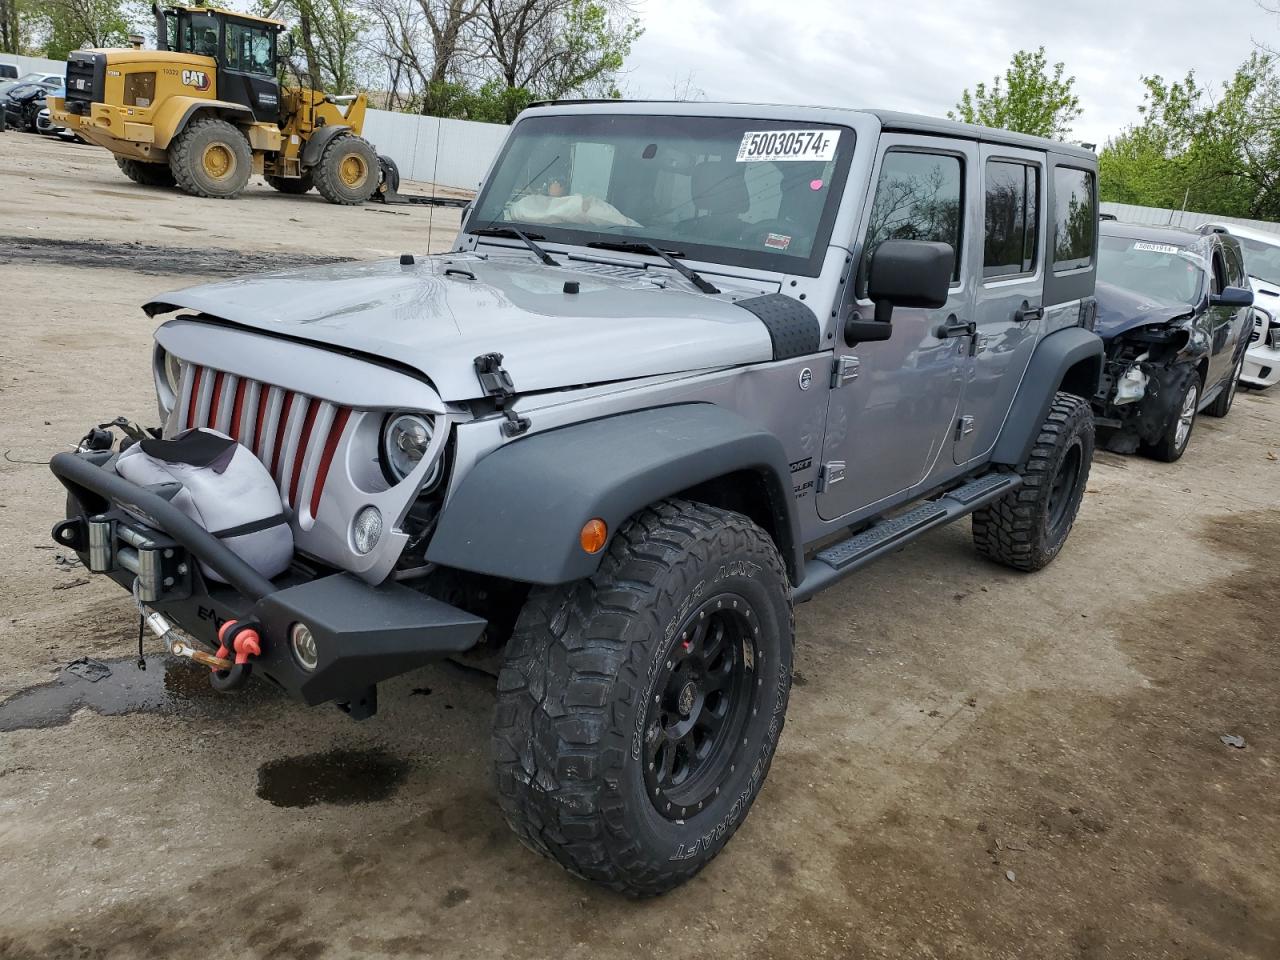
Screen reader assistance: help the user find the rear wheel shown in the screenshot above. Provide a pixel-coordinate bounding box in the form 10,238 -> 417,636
314,134 -> 378,205
492,499 -> 793,896
973,392 -> 1094,572
1204,353 -> 1243,418
169,117 -> 252,199
1144,370 -> 1199,462
116,156 -> 176,188
266,172 -> 314,195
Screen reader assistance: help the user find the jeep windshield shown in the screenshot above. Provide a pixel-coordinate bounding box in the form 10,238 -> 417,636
467,113 -> 855,276
1097,235 -> 1206,305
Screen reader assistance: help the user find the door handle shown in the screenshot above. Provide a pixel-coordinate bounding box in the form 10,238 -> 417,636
935,315 -> 975,339
1014,301 -> 1044,323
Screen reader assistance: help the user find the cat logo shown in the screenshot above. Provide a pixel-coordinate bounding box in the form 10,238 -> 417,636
181,69 -> 211,91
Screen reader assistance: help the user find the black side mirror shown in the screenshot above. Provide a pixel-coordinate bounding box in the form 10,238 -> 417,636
846,239 -> 954,344
1210,285 -> 1253,309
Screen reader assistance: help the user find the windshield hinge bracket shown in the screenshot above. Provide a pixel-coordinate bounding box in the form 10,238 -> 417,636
474,353 -> 531,437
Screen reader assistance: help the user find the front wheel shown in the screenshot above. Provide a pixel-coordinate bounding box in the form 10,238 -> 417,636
168,117 -> 252,199
973,392 -> 1095,572
314,134 -> 378,205
1144,369 -> 1200,462
492,499 -> 794,897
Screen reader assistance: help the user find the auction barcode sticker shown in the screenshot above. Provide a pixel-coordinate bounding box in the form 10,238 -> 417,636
737,129 -> 840,163
1133,241 -> 1181,255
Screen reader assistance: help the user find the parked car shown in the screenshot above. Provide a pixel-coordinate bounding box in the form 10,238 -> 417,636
1092,221 -> 1253,461
0,63 -> 17,80
48,102 -> 1104,896
1200,222 -> 1280,389
1,79 -> 62,131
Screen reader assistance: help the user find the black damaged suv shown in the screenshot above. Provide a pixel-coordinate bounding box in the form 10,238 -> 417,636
1092,221 -> 1254,461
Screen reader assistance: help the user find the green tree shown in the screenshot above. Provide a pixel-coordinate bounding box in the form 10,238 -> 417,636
950,46 -> 1082,140
265,0 -> 366,95
33,0 -> 133,59
1099,54 -> 1280,219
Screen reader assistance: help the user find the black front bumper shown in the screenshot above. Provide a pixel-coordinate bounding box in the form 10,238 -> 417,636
50,450 -> 487,710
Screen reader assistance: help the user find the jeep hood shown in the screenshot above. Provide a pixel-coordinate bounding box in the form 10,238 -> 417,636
145,255 -> 775,401
1094,281 -> 1197,340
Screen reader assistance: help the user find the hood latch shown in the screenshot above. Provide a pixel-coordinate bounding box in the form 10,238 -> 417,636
474,352 -> 531,438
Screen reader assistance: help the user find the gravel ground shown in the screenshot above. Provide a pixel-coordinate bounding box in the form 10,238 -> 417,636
1,131 -> 1278,960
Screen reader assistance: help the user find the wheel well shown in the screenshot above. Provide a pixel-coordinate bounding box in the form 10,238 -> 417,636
1059,353 -> 1102,399
1196,357 -> 1210,386
675,469 -> 795,580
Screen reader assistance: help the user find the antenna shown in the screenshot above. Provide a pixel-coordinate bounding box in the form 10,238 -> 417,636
427,117 -> 442,252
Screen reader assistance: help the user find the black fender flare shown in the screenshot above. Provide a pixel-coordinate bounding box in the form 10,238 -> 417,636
991,325 -> 1104,466
426,405 -> 803,585
301,124 -> 352,169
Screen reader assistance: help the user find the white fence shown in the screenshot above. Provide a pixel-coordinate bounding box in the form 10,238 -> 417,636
361,110 -> 508,191
0,53 -> 66,77
1101,201 -> 1280,237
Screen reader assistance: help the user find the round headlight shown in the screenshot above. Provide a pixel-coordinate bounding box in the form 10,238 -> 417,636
352,505 -> 383,555
290,622 -> 319,671
381,412 -> 440,485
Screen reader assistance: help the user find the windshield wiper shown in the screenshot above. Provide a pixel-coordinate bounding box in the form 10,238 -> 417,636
586,241 -> 720,295
471,226 -> 560,267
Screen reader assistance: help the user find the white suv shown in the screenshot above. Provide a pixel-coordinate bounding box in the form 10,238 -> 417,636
1203,222 -> 1280,388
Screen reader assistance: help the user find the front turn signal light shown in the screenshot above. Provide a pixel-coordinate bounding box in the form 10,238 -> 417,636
580,518 -> 608,554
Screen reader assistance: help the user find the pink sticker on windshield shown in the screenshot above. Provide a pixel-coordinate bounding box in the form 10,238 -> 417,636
810,179 -> 824,190
765,233 -> 792,251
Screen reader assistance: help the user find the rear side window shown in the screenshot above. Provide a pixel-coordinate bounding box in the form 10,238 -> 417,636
1052,167 -> 1096,271
984,160 -> 1040,278
862,150 -> 964,290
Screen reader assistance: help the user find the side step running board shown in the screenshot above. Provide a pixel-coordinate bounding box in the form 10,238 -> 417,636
793,472 -> 1020,601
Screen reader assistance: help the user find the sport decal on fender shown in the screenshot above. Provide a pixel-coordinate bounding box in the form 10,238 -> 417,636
181,69 -> 211,91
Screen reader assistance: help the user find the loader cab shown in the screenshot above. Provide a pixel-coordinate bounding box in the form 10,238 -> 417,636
155,5 -> 282,122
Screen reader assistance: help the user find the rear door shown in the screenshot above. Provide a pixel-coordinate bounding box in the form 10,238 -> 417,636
816,135 -> 978,521
955,145 -> 1047,463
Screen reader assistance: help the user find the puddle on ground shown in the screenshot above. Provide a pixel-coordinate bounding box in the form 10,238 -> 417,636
256,749 -> 408,808
0,655 -> 273,732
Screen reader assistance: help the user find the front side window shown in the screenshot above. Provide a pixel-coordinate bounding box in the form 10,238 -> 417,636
467,114 -> 855,276
225,22 -> 275,76
983,160 -> 1039,278
180,12 -> 220,59
861,149 -> 963,290
1096,235 -> 1205,306
1053,167 -> 1096,271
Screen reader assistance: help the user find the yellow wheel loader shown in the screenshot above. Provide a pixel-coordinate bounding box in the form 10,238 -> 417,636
48,5 -> 379,203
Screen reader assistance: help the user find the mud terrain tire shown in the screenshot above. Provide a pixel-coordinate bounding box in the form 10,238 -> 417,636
116,157 -> 176,188
168,117 -> 252,199
973,392 -> 1094,572
314,134 -> 378,205
493,499 -> 793,897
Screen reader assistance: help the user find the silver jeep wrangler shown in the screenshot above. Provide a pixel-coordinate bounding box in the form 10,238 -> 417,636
51,102 -> 1104,896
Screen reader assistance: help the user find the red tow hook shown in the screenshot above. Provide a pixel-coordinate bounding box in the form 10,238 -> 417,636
209,620 -> 262,693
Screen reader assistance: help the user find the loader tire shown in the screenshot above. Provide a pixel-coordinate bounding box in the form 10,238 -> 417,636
116,156 -> 176,188
314,134 -> 378,205
265,172 -> 314,195
169,117 -> 252,199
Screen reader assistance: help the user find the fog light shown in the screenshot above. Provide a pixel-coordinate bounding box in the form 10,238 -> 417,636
290,622 -> 319,671
352,505 -> 383,555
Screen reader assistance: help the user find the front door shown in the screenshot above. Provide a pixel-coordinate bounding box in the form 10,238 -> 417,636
817,135 -> 978,521
955,144 -> 1047,464
217,18 -> 281,122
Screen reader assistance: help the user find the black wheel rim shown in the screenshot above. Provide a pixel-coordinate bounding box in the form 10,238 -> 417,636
642,593 -> 759,820
1045,440 -> 1083,536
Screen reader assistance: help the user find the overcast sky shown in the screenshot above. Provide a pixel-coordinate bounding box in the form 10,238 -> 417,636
623,0 -> 1280,146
